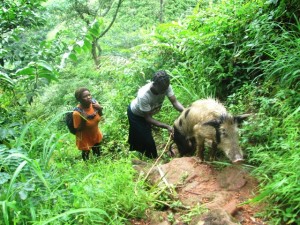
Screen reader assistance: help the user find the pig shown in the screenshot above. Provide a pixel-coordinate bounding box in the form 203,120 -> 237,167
173,98 -> 250,163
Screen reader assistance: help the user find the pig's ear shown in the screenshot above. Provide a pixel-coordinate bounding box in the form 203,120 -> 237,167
203,119 -> 221,129
234,113 -> 252,124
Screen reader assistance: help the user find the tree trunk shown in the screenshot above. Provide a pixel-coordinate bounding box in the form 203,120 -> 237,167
92,38 -> 101,67
159,0 -> 164,23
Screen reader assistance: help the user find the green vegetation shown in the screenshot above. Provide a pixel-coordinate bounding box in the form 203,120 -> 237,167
1,0 -> 299,224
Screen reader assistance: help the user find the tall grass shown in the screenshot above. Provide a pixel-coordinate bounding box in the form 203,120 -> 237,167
237,14 -> 300,224
227,82 -> 300,224
261,35 -> 300,90
0,152 -> 51,225
0,111 -> 155,224
246,103 -> 300,224
3,0 -> 299,224
140,0 -> 300,223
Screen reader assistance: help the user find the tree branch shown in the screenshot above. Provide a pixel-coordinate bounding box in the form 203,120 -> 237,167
99,0 -> 123,38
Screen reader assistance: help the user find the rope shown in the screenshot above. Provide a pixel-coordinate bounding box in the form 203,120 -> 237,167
143,134 -> 173,182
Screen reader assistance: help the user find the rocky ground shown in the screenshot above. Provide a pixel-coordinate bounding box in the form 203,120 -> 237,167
131,156 -> 266,225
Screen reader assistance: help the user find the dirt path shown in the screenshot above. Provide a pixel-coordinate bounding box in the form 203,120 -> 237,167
132,157 -> 266,225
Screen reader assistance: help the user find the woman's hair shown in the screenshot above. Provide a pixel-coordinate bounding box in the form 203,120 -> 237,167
152,70 -> 170,88
75,87 -> 89,101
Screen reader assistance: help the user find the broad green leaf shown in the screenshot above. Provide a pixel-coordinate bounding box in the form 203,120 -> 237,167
85,33 -> 93,42
69,52 -> 77,61
89,27 -> 100,37
91,19 -> 101,30
0,172 -> 11,185
38,71 -> 58,82
83,39 -> 92,51
97,17 -> 104,26
15,67 -> 35,76
36,60 -> 53,72
82,44 -> 90,53
74,45 -> 82,54
28,61 -> 37,67
0,72 -> 14,85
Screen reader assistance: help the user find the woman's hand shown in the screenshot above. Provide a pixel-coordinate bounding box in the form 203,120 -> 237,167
92,102 -> 103,111
92,103 -> 103,115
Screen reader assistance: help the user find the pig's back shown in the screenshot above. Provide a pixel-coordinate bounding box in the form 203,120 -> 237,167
175,98 -> 228,135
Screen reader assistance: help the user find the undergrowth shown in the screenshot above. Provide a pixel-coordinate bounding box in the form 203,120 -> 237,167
0,116 -> 154,224
1,0 -> 300,224
227,84 -> 300,224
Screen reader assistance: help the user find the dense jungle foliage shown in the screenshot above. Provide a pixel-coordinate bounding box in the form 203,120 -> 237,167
0,0 -> 299,224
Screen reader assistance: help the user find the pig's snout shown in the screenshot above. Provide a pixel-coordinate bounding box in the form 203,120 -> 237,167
232,155 -> 244,164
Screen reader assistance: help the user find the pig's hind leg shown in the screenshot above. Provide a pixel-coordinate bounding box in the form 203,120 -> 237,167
195,137 -> 205,162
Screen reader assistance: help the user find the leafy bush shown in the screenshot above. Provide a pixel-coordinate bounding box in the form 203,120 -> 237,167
227,83 -> 300,224
2,0 -> 300,224
0,117 -> 154,224
147,0 -> 268,99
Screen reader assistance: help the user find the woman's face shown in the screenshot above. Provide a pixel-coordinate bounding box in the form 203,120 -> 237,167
151,82 -> 169,95
80,90 -> 92,105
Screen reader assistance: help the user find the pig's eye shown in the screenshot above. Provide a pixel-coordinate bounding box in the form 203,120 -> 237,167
220,129 -> 228,137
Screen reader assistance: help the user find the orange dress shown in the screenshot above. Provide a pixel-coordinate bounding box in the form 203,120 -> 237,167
73,104 -> 103,150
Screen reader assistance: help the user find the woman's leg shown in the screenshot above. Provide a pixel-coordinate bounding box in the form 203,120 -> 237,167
127,106 -> 157,158
92,143 -> 101,157
143,130 -> 157,158
82,150 -> 90,161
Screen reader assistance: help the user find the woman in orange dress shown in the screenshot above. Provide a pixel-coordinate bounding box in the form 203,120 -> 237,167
73,87 -> 103,161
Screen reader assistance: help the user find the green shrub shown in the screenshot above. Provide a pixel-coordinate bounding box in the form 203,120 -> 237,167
227,84 -> 300,224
